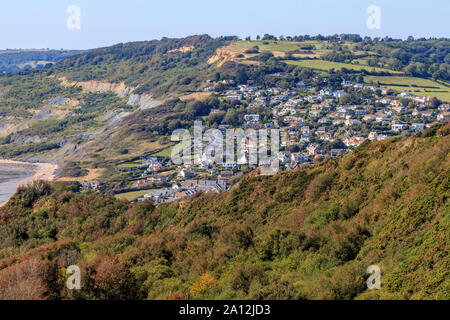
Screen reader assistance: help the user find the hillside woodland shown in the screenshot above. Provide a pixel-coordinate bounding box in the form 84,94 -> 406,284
0,124 -> 448,300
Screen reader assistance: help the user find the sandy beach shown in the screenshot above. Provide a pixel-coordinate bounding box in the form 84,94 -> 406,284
0,159 -> 58,207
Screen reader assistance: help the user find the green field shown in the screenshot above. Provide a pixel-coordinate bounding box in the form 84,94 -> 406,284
234,40 -> 332,56
152,139 -> 192,158
117,161 -> 142,169
115,189 -> 153,201
234,40 -> 381,58
284,59 -> 402,74
153,144 -> 176,158
364,75 -> 450,102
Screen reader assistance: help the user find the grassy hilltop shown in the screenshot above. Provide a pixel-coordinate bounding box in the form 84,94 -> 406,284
0,124 -> 448,300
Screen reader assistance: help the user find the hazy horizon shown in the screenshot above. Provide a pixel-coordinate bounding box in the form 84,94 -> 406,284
1,0 -> 449,50
2,32 -> 450,52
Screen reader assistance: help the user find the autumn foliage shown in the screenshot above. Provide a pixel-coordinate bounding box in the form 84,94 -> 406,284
0,125 -> 449,300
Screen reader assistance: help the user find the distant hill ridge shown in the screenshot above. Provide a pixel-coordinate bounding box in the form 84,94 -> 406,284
0,49 -> 83,74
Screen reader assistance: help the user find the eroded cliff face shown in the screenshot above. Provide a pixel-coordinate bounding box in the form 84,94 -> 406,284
58,77 -> 163,110
59,77 -> 130,96
207,44 -> 260,67
0,121 -> 29,137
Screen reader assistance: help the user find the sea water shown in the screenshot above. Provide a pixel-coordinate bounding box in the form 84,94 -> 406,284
0,165 -> 32,204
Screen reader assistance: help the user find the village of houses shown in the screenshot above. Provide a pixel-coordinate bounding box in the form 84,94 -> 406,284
84,77 -> 449,205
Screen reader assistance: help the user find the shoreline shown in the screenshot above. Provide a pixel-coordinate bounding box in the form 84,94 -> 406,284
0,159 -> 58,208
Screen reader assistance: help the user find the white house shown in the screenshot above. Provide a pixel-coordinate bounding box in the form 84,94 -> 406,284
244,114 -> 260,122
392,123 -> 408,131
342,80 -> 353,87
296,82 -> 307,89
410,123 -> 425,131
399,91 -> 412,98
320,89 -> 334,96
178,169 -> 196,179
334,91 -> 347,98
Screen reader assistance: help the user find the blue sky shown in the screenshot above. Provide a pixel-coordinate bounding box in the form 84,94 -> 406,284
0,0 -> 449,49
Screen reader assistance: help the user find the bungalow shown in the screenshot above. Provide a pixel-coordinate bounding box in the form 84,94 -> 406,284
381,88 -> 394,95
244,114 -> 260,122
226,93 -> 244,101
221,79 -> 235,85
295,82 -> 307,89
413,96 -> 431,103
343,137 -> 366,147
336,106 -> 350,114
268,87 -> 283,94
332,119 -> 346,126
150,175 -> 168,183
334,91 -> 347,98
375,115 -> 391,122
306,95 -> 324,102
300,126 -> 310,135
306,144 -> 322,156
180,179 -> 228,193
421,111 -> 435,118
144,188 -> 171,202
201,162 -> 212,169
178,169 -> 196,179
300,135 -> 311,142
289,120 -> 303,128
437,112 -> 450,122
342,80 -> 353,87
368,132 -> 379,141
288,128 -> 298,135
329,112 -> 339,118
239,85 -> 257,92
223,163 -> 238,170
345,119 -> 362,126
80,180 -> 101,190
291,153 -> 310,163
410,123 -> 426,131
277,152 -> 291,163
288,98 -> 304,106
379,98 -> 392,104
319,133 -> 333,141
399,91 -> 412,98
147,163 -> 163,172
331,149 -> 346,157
316,127 -> 327,135
219,171 -> 234,178
204,86 -> 216,92
209,109 -> 223,115
365,86 -> 378,92
438,104 -> 450,112
392,106 -> 406,113
309,110 -> 323,117
133,179 -> 149,188
322,98 -> 334,106
392,123 -> 408,132
320,89 -> 334,96
376,134 -> 389,141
